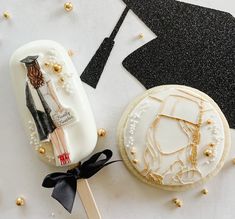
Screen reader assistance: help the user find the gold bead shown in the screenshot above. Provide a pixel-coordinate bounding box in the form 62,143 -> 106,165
97,128 -> 106,137
132,159 -> 138,164
57,77 -> 65,86
201,189 -> 208,195
3,11 -> 10,19
130,147 -> 136,155
53,64 -> 62,73
38,147 -> 46,155
138,33 -> 144,39
204,149 -> 213,157
173,198 -> 183,207
16,197 -> 25,206
206,119 -> 213,125
64,2 -> 73,12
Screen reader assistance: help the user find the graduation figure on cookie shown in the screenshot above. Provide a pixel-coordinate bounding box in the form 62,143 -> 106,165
21,56 -> 76,166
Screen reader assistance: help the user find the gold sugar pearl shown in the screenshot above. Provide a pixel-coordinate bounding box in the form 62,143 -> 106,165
206,119 -> 213,125
3,11 -> 10,19
64,2 -> 73,12
132,159 -> 138,164
38,147 -> 46,155
53,64 -> 63,73
59,77 -> 65,83
173,198 -> 183,207
209,143 -> 215,147
204,149 -> 213,157
16,197 -> 25,206
201,189 -> 208,195
97,128 -> 106,137
138,33 -> 144,39
130,147 -> 136,155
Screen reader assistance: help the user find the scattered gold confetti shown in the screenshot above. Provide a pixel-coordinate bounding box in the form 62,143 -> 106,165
64,2 -> 73,12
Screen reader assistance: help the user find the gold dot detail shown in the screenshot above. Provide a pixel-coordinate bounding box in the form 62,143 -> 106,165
44,62 -> 50,67
59,77 -> 65,83
130,147 -> 136,155
209,143 -> 215,147
53,64 -> 62,73
97,128 -> 106,137
206,119 -> 213,125
201,189 -> 208,195
16,197 -> 25,206
38,147 -> 46,155
138,33 -> 144,39
132,159 -> 138,164
173,198 -> 183,207
204,149 -> 213,157
3,11 -> 10,19
64,2 -> 73,12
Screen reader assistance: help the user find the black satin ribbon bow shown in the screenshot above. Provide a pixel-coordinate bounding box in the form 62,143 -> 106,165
42,149 -> 118,213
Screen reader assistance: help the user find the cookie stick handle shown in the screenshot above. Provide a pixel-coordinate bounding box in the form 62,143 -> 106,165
77,179 -> 102,219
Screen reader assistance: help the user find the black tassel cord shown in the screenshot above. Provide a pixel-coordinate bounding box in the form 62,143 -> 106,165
80,6 -> 129,88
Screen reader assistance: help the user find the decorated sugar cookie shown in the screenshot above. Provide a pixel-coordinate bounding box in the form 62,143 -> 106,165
10,40 -> 97,167
118,85 -> 231,191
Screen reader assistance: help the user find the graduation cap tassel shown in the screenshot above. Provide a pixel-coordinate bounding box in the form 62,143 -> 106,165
80,6 -> 129,88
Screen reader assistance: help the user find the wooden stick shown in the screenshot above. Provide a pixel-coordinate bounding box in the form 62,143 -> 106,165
77,179 -> 102,219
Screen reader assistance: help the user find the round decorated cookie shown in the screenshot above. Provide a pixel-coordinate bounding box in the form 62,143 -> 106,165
118,85 -> 231,191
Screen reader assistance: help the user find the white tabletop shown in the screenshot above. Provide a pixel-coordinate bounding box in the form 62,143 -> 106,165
0,0 -> 234,218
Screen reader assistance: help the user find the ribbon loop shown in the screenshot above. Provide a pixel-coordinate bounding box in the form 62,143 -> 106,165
42,149 -> 119,213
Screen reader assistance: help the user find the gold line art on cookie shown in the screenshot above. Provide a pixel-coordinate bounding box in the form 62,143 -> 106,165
142,93 -> 204,185
119,85 -> 230,190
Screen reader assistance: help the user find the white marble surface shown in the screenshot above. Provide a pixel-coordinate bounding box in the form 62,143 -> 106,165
0,0 -> 234,218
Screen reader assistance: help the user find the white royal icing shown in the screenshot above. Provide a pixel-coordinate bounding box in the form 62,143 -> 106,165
10,40 -> 97,167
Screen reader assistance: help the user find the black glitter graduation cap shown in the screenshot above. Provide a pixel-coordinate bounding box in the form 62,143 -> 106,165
20,55 -> 39,66
122,0 -> 235,128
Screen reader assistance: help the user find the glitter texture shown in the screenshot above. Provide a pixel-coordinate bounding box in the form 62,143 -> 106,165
122,0 -> 235,128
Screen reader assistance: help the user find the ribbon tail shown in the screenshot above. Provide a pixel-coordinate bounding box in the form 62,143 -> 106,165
51,178 -> 77,213
104,159 -> 122,166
